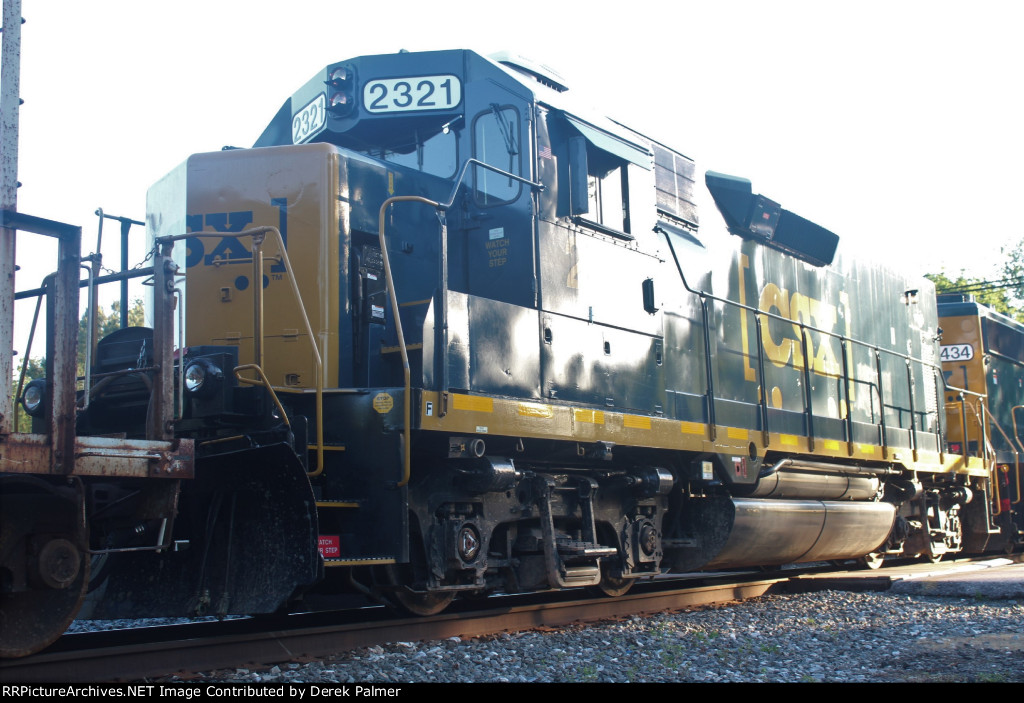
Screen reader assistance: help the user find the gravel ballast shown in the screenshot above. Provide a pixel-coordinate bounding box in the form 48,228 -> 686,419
162,590 -> 1022,684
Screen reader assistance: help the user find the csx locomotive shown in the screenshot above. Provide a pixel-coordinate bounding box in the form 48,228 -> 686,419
3,49 -> 1021,657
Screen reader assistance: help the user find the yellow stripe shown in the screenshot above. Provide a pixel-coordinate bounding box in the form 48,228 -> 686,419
727,427 -> 748,440
381,343 -> 423,354
452,394 -> 494,413
574,409 -> 605,424
416,392 -> 984,477
823,439 -> 840,451
680,421 -> 705,436
518,402 -> 554,419
623,415 -> 651,430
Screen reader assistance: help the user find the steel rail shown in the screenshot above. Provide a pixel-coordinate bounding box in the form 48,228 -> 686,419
5,556 -> 1014,683
0,577 -> 791,683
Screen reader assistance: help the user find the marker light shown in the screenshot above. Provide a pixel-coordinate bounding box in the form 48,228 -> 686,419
327,67 -> 351,88
325,65 -> 355,117
21,379 -> 45,417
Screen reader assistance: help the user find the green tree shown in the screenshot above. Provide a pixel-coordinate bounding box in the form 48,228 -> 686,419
926,271 -> 1022,322
77,298 -> 146,375
10,299 -> 146,431
927,238 -> 1024,324
1002,238 -> 1024,308
10,356 -> 47,432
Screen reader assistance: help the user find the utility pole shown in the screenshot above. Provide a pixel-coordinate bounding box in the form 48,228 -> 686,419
1,0 -> 23,435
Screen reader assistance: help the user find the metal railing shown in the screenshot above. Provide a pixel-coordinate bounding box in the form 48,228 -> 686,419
982,402 -> 1023,513
662,231 -> 954,464
376,158 -> 543,487
155,227 -> 326,476
1,209 -> 179,463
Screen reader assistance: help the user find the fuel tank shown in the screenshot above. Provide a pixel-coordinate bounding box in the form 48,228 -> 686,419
664,496 -> 895,571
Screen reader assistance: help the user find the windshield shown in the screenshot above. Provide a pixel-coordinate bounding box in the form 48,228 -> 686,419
351,126 -> 458,179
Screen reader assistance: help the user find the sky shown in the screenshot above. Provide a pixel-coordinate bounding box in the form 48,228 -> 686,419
7,0 -> 1024,349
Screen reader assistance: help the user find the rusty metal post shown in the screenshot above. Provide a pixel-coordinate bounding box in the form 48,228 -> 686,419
50,225 -> 81,473
148,241 -> 177,441
1,0 -> 24,436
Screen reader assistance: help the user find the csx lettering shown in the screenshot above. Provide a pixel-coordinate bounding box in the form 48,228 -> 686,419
185,200 -> 289,278
758,282 -> 841,375
185,211 -> 255,268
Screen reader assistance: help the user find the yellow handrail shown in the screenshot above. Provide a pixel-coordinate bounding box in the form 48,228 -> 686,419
157,227 -> 325,477
234,363 -> 290,428
377,196 -> 442,488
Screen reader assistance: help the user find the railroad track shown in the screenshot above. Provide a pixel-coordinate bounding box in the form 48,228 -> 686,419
0,566 -> 896,683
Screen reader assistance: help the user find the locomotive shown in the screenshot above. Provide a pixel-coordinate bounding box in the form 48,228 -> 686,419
2,48 -> 1020,657
937,294 -> 1024,551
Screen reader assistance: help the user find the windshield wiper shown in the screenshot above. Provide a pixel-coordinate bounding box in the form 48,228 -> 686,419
490,104 -> 518,156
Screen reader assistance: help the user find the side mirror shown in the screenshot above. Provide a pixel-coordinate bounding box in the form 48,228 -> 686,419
642,278 -> 658,314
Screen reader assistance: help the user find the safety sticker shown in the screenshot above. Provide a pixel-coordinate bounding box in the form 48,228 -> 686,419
318,535 -> 340,558
373,392 -> 394,414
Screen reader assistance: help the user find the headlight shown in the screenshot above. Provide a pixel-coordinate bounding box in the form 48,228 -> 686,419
21,379 -> 46,417
184,362 -> 206,393
184,358 -> 222,398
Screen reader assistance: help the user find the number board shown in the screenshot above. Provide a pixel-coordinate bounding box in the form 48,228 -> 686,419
940,343 -> 974,362
292,93 -> 327,144
363,75 -> 461,113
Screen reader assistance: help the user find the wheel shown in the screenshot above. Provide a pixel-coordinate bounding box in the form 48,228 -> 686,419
380,530 -> 454,617
926,547 -> 944,564
858,552 -> 884,570
588,572 -> 633,598
1,507 -> 90,657
383,565 -> 455,616
392,587 -> 455,616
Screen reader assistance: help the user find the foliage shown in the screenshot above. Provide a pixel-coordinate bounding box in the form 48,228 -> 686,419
77,299 -> 146,375
9,299 -> 145,431
1003,239 -> 1024,306
925,271 -> 1022,323
10,356 -> 47,432
926,237 -> 1024,324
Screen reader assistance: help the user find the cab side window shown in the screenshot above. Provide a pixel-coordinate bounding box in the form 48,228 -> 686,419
570,136 -> 630,236
473,106 -> 521,206
586,156 -> 628,233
